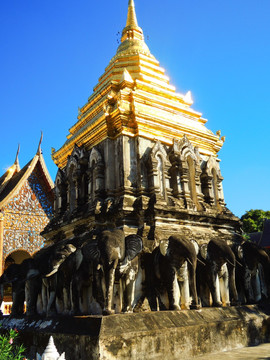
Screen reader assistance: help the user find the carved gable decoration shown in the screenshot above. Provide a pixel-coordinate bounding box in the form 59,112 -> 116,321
71,144 -> 85,162
200,155 -> 225,209
89,147 -> 103,166
55,169 -> 66,185
169,136 -> 204,210
202,156 -> 223,179
150,141 -> 168,163
172,136 -> 201,164
65,150 -> 79,176
2,172 -> 53,259
66,144 -> 89,174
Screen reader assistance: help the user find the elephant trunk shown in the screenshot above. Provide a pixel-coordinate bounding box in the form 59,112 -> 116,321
187,260 -> 199,309
228,264 -> 239,305
103,258 -> 118,315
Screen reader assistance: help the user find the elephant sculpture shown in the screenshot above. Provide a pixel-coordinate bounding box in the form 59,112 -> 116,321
52,243 -> 103,316
197,238 -> 238,307
70,243 -> 104,315
23,240 -> 77,316
233,240 -> 270,304
6,230 -> 270,318
151,235 -> 200,311
0,240 -> 77,317
87,229 -> 143,315
0,258 -> 35,316
35,240 -> 79,316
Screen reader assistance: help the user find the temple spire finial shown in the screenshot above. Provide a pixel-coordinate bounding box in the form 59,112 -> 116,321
126,0 -> 138,28
37,131 -> 43,155
119,0 -> 147,51
14,144 -> 20,170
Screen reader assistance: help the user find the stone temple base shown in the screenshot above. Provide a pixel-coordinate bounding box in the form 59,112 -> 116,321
1,306 -> 270,360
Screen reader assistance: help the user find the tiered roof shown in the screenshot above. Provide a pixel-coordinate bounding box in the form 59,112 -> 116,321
0,139 -> 54,209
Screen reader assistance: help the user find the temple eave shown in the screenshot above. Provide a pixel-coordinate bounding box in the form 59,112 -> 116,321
74,79 -> 202,140
53,114 -> 223,169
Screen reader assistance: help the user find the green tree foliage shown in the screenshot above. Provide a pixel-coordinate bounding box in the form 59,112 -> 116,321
0,328 -> 26,360
241,209 -> 270,233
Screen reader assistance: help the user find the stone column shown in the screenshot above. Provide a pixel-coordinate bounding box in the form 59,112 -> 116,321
217,177 -> 225,208
104,139 -> 116,195
180,165 -> 191,202
194,167 -> 204,210
164,161 -> 173,199
122,136 -> 137,193
115,137 -> 124,194
0,212 -> 4,275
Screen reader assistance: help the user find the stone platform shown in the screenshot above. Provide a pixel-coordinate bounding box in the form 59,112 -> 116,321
1,306 -> 270,360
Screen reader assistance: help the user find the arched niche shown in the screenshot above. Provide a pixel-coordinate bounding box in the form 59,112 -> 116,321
169,136 -> 204,210
4,250 -> 31,267
54,169 -> 67,214
66,156 -> 78,213
200,155 -> 225,210
88,147 -> 105,201
147,141 -> 171,201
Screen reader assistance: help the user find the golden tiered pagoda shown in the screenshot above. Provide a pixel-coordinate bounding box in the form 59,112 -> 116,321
45,0 -> 240,246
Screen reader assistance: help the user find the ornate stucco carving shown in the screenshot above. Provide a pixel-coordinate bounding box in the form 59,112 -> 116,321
169,136 -> 204,210
3,173 -> 53,259
201,156 -> 225,210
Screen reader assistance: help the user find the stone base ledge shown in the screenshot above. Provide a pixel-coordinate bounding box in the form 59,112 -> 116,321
1,305 -> 270,359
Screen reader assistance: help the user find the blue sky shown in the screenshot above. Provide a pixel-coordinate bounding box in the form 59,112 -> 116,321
0,0 -> 269,218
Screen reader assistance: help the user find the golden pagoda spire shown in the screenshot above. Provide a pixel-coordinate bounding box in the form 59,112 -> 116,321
52,0 -> 225,169
117,0 -> 150,56
126,0 -> 138,28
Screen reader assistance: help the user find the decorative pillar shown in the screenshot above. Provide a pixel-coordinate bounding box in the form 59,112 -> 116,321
180,165 -> 191,203
0,212 -> 4,275
164,166 -> 173,199
217,176 -> 225,208
95,162 -> 105,196
194,165 -> 204,209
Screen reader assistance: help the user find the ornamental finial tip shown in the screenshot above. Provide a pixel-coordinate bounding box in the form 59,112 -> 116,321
126,0 -> 138,28
37,131 -> 43,155
15,143 -> 20,166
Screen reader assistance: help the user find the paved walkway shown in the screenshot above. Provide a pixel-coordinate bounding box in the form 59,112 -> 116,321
194,343 -> 270,359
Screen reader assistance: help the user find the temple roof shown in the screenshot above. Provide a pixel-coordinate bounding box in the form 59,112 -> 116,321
52,0 -> 225,169
0,144 -> 54,209
0,145 -> 21,195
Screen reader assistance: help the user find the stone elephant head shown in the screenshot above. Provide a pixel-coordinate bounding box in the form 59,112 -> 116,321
233,240 -> 270,304
24,240 -> 77,316
53,240 -> 103,316
0,258 -> 35,316
87,229 -> 143,315
198,238 -> 238,307
152,235 -> 200,311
